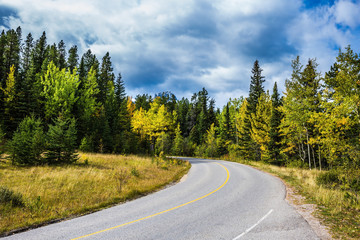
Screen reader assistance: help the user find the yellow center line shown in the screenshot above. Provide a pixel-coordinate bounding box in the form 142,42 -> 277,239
71,162 -> 230,240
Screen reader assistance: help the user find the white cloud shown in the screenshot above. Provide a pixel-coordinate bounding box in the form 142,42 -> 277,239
335,0 -> 360,28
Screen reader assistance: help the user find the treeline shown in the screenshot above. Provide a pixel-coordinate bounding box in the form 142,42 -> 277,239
0,26 -> 359,171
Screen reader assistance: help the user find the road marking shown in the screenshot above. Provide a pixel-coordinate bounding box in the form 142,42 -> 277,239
71,162 -> 230,240
232,209 -> 274,240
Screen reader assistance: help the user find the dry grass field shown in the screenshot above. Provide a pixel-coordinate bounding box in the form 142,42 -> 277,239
0,153 -> 190,234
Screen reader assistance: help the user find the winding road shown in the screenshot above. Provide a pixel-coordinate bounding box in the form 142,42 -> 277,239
4,158 -> 319,239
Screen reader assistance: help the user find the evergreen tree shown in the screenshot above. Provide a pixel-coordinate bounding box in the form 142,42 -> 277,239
268,82 -> 283,164
114,73 -> 126,104
45,116 -> 78,164
0,31 -> 6,83
9,116 -> 45,165
67,45 -> 78,72
242,60 -> 266,161
21,33 -> 34,76
4,29 -> 21,78
57,40 -> 66,69
247,60 -> 265,115
32,31 -> 47,74
98,52 -> 115,104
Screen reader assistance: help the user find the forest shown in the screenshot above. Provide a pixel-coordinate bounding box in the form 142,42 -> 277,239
0,26 -> 359,178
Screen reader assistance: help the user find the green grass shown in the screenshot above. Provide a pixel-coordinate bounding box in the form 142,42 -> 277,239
0,153 -> 190,235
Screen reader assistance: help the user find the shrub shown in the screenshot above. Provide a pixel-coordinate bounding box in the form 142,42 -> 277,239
0,186 -> 24,207
9,116 -> 45,165
131,167 -> 140,177
316,170 -> 340,188
79,135 -> 94,152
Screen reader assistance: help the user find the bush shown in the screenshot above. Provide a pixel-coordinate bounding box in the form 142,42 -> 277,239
45,116 -> 78,164
9,116 -> 45,165
79,135 -> 94,152
316,170 -> 340,188
0,186 -> 24,207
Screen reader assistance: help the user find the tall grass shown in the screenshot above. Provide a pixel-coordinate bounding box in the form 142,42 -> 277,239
0,153 -> 190,235
228,159 -> 360,239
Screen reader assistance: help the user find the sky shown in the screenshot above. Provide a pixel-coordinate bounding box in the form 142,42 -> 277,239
0,0 -> 360,108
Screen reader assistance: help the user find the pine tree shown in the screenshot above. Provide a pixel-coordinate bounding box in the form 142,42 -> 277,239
9,116 -> 45,165
268,82 -> 283,164
67,45 -> 78,72
45,116 -> 78,164
98,52 -> 115,104
243,60 -> 265,161
248,60 -> 265,115
21,33 -> 34,76
32,31 -> 47,74
114,73 -> 126,104
4,29 -> 21,78
57,40 -> 66,69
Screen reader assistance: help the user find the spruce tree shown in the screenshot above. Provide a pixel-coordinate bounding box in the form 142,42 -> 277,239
32,31 -> 47,74
248,60 -> 265,114
57,40 -> 66,69
9,116 -> 45,165
242,60 -> 266,161
45,116 -> 78,164
268,82 -> 282,164
98,52 -> 115,104
67,45 -> 78,72
4,29 -> 21,78
21,33 -> 34,76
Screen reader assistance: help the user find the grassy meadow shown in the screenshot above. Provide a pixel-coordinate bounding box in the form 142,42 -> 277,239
0,153 -> 190,235
229,159 -> 360,239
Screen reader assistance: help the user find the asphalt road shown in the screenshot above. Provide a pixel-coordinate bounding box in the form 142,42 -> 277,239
4,158 -> 319,240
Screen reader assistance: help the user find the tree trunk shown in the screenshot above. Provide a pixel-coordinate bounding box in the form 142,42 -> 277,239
305,126 -> 311,169
318,144 -> 321,171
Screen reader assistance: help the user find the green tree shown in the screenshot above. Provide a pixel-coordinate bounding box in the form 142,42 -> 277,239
41,62 -> 80,122
205,123 -> 218,157
248,60 -> 265,115
314,46 -> 360,169
250,92 -> 271,161
67,45 -> 79,72
280,57 -> 321,169
45,116 -> 78,164
172,124 -> 184,156
57,40 -> 66,69
268,82 -> 283,164
9,116 -> 45,165
98,52 -> 115,104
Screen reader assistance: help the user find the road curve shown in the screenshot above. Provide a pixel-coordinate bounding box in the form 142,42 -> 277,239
3,158 -> 319,240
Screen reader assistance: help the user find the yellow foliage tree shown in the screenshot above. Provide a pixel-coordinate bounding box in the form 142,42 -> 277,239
131,97 -> 175,148
250,92 -> 271,161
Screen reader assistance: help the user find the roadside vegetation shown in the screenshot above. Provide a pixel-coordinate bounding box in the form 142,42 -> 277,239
0,153 -> 190,235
